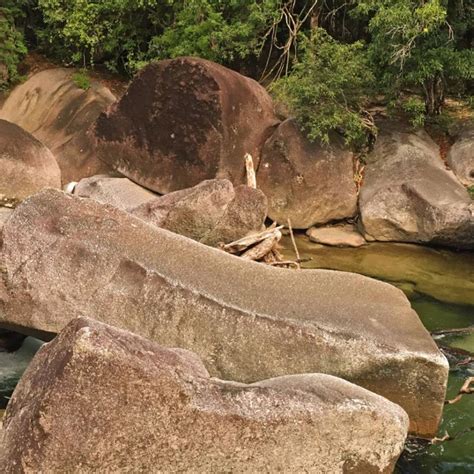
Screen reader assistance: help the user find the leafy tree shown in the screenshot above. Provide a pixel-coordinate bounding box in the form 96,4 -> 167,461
272,28 -> 375,147
356,0 -> 474,116
0,1 -> 28,88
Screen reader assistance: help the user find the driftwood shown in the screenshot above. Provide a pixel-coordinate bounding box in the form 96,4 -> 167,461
241,231 -> 281,261
245,153 -> 257,189
445,377 -> 474,405
222,225 -> 284,254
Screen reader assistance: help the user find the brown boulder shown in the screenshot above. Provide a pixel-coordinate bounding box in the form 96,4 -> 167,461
257,119 -> 358,229
359,122 -> 474,248
73,175 -> 157,212
0,69 -> 116,183
0,317 -> 408,472
132,179 -> 267,246
0,119 -> 61,201
0,189 -> 448,437
92,57 -> 279,194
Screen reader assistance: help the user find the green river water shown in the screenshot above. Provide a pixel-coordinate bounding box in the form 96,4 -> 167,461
282,236 -> 474,473
1,238 -> 473,471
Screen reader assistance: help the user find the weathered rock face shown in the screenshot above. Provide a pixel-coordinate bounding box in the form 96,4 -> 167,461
0,189 -> 448,437
0,119 -> 61,201
0,68 -> 116,183
257,119 -> 358,229
446,124 -> 474,186
92,57 -> 279,194
132,179 -> 267,246
73,175 -> 157,212
307,224 -> 366,247
359,122 -> 474,248
0,317 -> 409,473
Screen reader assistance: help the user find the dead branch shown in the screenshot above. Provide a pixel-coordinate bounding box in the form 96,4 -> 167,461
241,231 -> 282,261
245,153 -> 257,189
287,218 -> 301,268
223,226 -> 284,254
445,377 -> 474,405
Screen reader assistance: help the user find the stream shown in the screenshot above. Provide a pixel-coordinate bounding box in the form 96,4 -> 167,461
1,237 -> 473,471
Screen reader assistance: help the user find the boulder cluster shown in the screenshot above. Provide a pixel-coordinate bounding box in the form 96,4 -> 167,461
0,56 -> 468,472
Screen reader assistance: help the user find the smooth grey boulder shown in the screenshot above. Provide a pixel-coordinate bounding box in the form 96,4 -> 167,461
132,179 -> 267,246
446,123 -> 474,186
73,175 -> 157,212
0,189 -> 448,437
0,317 -> 409,473
360,122 -> 474,248
257,119 -> 358,229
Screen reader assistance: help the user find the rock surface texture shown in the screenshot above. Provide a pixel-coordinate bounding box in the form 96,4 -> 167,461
0,119 -> 61,201
132,179 -> 267,246
0,189 -> 448,437
306,224 -> 366,247
257,119 -> 358,228
359,122 -> 474,248
92,57 -> 279,194
0,317 -> 409,473
0,68 -> 116,183
73,175 -> 157,212
446,123 -> 474,186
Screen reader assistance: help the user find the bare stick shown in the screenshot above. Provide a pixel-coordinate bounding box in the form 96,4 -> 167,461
223,226 -> 284,254
287,218 -> 301,268
241,232 -> 282,261
445,377 -> 474,405
245,153 -> 257,189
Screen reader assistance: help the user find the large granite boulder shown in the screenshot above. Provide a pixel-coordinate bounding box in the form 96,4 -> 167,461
0,68 -> 116,183
257,119 -> 358,229
0,317 -> 408,473
0,189 -> 448,437
0,119 -> 61,201
132,179 -> 267,246
73,175 -> 157,212
446,123 -> 474,186
359,122 -> 474,248
92,57 -> 279,194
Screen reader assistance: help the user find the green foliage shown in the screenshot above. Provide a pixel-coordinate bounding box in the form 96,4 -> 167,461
356,0 -> 474,115
272,29 -> 375,148
149,1 -> 279,64
0,1 -> 28,88
401,97 -> 427,127
468,186 -> 474,199
72,69 -> 90,90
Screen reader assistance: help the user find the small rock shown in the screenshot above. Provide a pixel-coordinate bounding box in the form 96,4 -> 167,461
74,175 -> 157,212
0,317 -> 409,472
306,224 -> 366,247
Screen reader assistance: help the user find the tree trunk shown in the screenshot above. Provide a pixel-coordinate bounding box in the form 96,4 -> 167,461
424,75 -> 445,115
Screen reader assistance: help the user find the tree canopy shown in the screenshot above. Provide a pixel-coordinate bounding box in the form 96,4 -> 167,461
1,0 -> 473,147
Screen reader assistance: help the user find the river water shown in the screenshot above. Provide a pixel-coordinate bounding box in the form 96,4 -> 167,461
1,238 -> 472,471
281,236 -> 474,473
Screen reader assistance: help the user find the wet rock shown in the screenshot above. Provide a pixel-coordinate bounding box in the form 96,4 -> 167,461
446,123 -> 474,186
0,68 -> 116,183
0,119 -> 61,201
359,121 -> 474,249
132,179 -> 267,246
0,189 -> 448,437
92,57 -> 279,194
306,224 -> 366,247
0,317 -> 408,472
73,175 -> 157,212
257,119 -> 358,229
